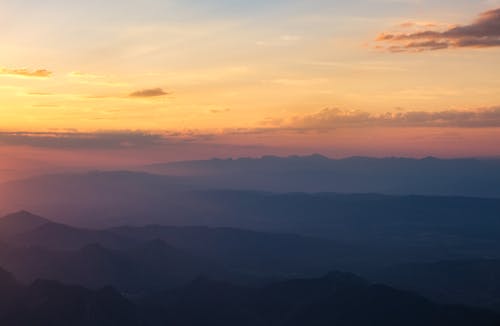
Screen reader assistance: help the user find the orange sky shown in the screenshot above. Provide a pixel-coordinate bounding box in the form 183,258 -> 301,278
0,1 -> 500,178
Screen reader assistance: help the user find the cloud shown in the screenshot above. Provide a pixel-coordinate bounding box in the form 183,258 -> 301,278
210,108 -> 231,114
0,131 -> 167,149
0,130 -> 223,150
0,68 -> 52,78
129,88 -> 168,98
287,107 -> 500,129
2,107 -> 499,151
376,7 -> 500,52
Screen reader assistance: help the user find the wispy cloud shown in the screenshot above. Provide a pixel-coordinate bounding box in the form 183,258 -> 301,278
1,107 -> 500,150
210,108 -> 231,114
0,131 -> 166,149
376,7 -> 500,52
287,107 -> 500,129
129,88 -> 168,98
0,68 -> 52,78
398,21 -> 439,29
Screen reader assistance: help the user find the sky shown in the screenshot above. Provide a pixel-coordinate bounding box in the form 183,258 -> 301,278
1,0 -> 500,179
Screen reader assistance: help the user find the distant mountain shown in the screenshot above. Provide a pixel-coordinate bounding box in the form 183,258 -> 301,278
110,225 -> 364,276
0,212 -> 372,287
375,259 -> 500,311
10,222 -> 136,250
3,177 -> 500,265
0,210 -> 51,238
0,239 -> 224,294
144,155 -> 500,197
3,156 -> 500,226
0,171 -> 197,226
140,271 -> 500,326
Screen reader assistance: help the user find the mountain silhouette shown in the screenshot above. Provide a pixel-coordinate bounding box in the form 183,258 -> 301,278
0,239 -> 224,293
145,155 -> 500,197
10,221 -> 135,250
0,210 -> 51,238
3,177 -> 500,268
0,267 -> 140,326
376,259 -> 500,311
140,271 -> 500,326
0,222 -> 360,291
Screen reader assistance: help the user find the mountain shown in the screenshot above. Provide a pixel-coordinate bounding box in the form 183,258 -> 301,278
0,267 -> 140,326
140,271 -> 500,326
0,212 -> 372,287
375,259 -> 500,311
0,210 -> 138,250
3,156 -> 500,226
0,171 -> 194,226
10,222 -> 136,250
145,155 -> 500,197
0,239 -> 224,294
0,213 -> 229,292
3,184 -> 500,266
0,210 -> 51,238
106,191 -> 500,265
0,266 -> 21,308
110,225 -> 365,276
2,267 -> 499,326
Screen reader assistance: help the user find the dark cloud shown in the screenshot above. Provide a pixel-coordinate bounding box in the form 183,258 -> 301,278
376,8 -> 500,52
0,68 -> 52,78
129,88 -> 168,98
289,107 -> 500,129
0,131 -> 167,149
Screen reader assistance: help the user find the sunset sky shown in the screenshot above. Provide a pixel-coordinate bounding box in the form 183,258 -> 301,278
1,0 -> 500,179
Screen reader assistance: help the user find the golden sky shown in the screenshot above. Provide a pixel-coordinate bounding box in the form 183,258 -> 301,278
0,0 -> 500,171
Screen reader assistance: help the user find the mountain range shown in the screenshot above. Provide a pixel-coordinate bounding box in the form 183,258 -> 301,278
145,155 -> 500,196
3,210 -> 500,314
2,174 -> 500,266
1,265 -> 499,326
2,156 -> 500,324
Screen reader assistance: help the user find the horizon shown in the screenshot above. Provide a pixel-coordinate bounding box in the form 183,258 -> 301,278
1,1 -> 500,173
2,152 -> 500,184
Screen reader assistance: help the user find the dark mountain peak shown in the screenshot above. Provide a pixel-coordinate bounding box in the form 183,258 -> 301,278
0,266 -> 18,287
2,210 -> 50,224
0,211 -> 52,237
